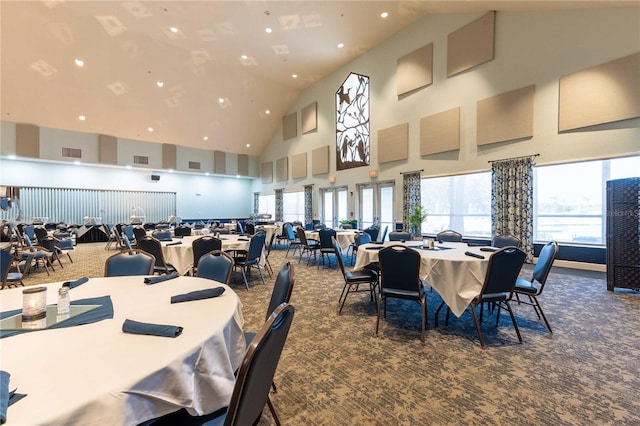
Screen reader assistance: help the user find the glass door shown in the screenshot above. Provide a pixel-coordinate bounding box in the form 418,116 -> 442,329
357,181 -> 394,238
320,186 -> 348,228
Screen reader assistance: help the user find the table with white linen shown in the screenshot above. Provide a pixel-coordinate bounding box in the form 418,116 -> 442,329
0,275 -> 245,425
305,229 -> 358,250
161,234 -> 255,275
256,224 -> 280,243
192,228 -> 211,236
354,241 -> 490,317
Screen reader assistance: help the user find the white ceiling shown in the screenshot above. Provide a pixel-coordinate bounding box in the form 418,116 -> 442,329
1,1 -> 635,156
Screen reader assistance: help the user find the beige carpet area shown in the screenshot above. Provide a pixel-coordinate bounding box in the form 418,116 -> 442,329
14,242 -> 640,425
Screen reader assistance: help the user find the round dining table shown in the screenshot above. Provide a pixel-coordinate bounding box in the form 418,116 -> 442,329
354,241 -> 491,317
0,275 -> 245,426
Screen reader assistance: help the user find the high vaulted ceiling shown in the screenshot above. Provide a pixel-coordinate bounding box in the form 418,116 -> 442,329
1,1 -> 635,156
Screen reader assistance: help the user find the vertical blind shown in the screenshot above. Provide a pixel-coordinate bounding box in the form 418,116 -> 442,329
0,187 -> 176,225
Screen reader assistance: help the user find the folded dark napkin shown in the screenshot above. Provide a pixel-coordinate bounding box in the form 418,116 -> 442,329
165,241 -> 182,246
170,287 -> 225,304
237,238 -> 250,241
366,246 -> 384,251
122,319 -> 183,338
144,273 -> 179,285
1,370 -> 8,425
172,235 -> 183,239
371,241 -> 385,245
465,251 -> 485,259
480,247 -> 498,252
62,276 -> 89,289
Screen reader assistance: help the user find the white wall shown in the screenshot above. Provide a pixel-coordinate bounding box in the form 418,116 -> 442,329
0,159 -> 253,219
256,8 -> 640,221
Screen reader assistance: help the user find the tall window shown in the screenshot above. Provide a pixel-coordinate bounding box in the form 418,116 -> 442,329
320,186 -> 348,228
358,181 -> 394,232
283,191 -> 304,223
258,194 -> 275,220
421,173 -> 491,237
534,156 -> 638,244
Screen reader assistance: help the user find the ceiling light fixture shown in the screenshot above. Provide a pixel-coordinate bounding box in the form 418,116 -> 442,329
241,54 -> 248,60
218,97 -> 224,104
148,127 -> 154,132
203,136 -> 208,141
246,143 -> 251,148
265,27 -> 272,34
265,109 -> 271,115
380,12 -> 389,18
78,115 -> 86,121
292,74 -> 298,78
74,58 -> 84,67
337,43 -> 344,49
156,80 -> 164,87
169,26 -> 179,33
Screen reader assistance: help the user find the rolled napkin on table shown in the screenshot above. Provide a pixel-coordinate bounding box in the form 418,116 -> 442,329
365,246 -> 384,251
62,277 -> 89,289
464,251 -> 485,259
171,287 -> 225,304
144,273 -> 179,285
237,238 -> 250,241
165,241 -> 182,246
122,319 -> 183,338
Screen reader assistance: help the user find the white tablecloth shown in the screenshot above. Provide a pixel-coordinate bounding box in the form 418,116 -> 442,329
256,225 -> 280,243
161,235 -> 255,275
305,229 -> 358,250
354,242 -> 490,317
0,276 -> 245,425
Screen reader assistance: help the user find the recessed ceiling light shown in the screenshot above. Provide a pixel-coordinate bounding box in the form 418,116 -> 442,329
74,58 -> 84,67
265,27 -> 272,34
292,74 -> 298,79
218,97 -> 225,104
246,143 -> 251,148
78,115 -> 86,121
337,43 -> 344,49
203,136 -> 208,141
265,109 -> 271,115
241,54 -> 248,60
147,127 -> 154,132
156,80 -> 164,87
169,26 -> 179,33
380,12 -> 389,19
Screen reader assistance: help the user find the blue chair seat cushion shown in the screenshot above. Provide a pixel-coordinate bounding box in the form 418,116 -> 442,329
7,272 -> 23,281
345,269 -> 378,283
515,278 -> 538,294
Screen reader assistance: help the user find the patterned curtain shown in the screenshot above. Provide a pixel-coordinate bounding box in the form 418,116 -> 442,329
274,189 -> 284,222
491,156 -> 535,262
402,172 -> 422,235
303,185 -> 313,225
252,192 -> 260,215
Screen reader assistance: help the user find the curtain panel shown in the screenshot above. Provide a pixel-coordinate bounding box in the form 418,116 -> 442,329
303,185 -> 313,225
402,172 -> 422,235
274,189 -> 284,222
491,156 -> 535,261
252,192 -> 260,215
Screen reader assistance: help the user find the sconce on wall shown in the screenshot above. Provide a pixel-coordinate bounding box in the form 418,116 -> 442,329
369,169 -> 378,178
328,175 -> 336,183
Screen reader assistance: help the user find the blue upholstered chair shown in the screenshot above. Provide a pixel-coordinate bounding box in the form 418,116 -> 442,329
104,250 -> 155,277
196,250 -> 234,284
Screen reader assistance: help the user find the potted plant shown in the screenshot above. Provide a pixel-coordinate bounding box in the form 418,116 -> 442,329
408,205 -> 428,239
339,219 -> 358,229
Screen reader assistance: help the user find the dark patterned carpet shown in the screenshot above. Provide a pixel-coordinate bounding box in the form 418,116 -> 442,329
19,242 -> 640,425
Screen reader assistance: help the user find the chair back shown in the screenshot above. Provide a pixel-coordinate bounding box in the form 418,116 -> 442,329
196,250 -> 234,284
133,226 -> 147,243
531,241 -> 558,287
481,247 -> 526,297
0,249 -> 12,283
192,236 -> 223,271
247,231 -> 266,261
226,303 -> 295,426
492,234 -> 521,248
354,232 -> 372,247
265,232 -> 276,258
151,229 -> 172,241
38,236 -> 57,253
436,230 -> 463,242
23,226 -> 36,243
34,227 -> 48,244
174,225 -> 192,237
333,237 -> 348,278
236,221 -> 244,234
379,225 -> 388,243
285,223 -> 297,241
104,250 -> 155,277
379,245 -> 423,294
265,263 -> 295,321
245,223 -> 255,235
319,228 -> 337,250
122,225 -> 136,242
363,227 -> 379,241
137,236 -> 169,269
295,227 -> 311,247
388,231 -> 411,241
305,223 -> 313,230
121,233 -> 134,253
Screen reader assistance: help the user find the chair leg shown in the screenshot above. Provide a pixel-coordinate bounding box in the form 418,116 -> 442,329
420,299 -> 426,343
266,395 -> 281,426
503,300 -> 523,343
532,296 -> 552,333
469,305 -> 485,348
375,296 -> 382,336
241,268 -> 250,290
337,282 -> 350,314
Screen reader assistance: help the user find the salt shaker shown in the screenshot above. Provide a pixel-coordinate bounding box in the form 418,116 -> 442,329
57,286 -> 70,315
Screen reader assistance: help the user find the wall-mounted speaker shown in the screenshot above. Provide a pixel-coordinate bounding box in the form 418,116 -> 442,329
151,174 -> 160,181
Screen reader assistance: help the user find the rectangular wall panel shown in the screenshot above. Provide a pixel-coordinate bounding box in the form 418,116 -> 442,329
162,144 -> 177,170
301,102 -> 318,134
261,161 -> 273,183
214,151 -> 226,174
397,43 -> 433,96
15,123 -> 40,158
559,52 -> 640,131
237,154 -> 249,176
291,152 -> 307,179
282,112 -> 297,140
447,11 -> 495,77
378,122 -> 409,164
420,107 -> 461,155
275,157 -> 288,182
477,85 -> 535,146
312,145 -> 330,175
99,135 -> 117,165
